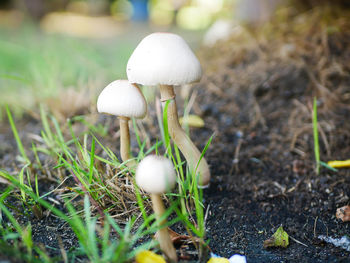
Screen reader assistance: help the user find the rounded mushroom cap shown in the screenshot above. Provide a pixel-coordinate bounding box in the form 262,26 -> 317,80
136,155 -> 176,194
97,80 -> 147,118
127,32 -> 202,86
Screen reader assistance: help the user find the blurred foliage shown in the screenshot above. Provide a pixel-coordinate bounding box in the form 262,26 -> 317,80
2,0 -> 349,29
1,0 -> 348,117
0,0 -> 236,116
147,0 -> 234,28
1,0 -> 236,29
0,25 -> 133,115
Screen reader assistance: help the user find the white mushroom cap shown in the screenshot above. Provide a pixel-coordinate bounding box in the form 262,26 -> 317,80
127,32 -> 202,86
136,155 -> 176,194
97,80 -> 147,118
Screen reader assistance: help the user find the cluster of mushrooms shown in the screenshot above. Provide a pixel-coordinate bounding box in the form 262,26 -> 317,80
97,32 -> 211,262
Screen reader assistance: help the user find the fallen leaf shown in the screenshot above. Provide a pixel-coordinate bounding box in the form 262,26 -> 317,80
336,205 -> 350,222
263,226 -> 289,248
207,257 -> 230,263
135,250 -> 166,263
327,159 -> 350,168
179,115 -> 205,128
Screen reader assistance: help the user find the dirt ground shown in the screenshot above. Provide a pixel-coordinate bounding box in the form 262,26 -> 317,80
1,6 -> 350,263
196,7 -> 350,262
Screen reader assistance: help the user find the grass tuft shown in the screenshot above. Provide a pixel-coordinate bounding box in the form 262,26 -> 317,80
1,88 -> 212,262
6,105 -> 30,164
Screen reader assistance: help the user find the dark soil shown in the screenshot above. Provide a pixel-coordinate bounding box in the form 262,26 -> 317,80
195,7 -> 350,262
1,7 -> 350,263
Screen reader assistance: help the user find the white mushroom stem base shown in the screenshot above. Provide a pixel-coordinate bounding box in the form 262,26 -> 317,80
119,116 -> 136,167
159,85 -> 210,186
150,193 -> 178,262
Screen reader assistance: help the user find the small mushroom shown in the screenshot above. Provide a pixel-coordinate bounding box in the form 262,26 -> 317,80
97,80 -> 147,166
136,155 -> 177,262
127,32 -> 210,187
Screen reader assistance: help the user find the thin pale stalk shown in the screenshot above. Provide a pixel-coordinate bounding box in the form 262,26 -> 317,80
150,194 -> 177,263
119,117 -> 136,168
159,85 -> 210,186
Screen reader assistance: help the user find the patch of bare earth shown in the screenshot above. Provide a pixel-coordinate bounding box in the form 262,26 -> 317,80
192,6 -> 350,262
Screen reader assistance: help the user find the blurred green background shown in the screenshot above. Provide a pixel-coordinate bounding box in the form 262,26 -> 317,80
1,0 -> 347,116
0,0 -> 237,116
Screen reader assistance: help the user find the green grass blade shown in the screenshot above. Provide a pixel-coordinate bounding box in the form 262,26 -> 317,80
320,161 -> 338,172
6,105 -> 30,163
312,97 -> 320,175
88,137 -> 96,184
132,118 -> 142,149
0,201 -> 23,236
162,101 -> 171,154
40,105 -> 53,143
133,180 -> 150,229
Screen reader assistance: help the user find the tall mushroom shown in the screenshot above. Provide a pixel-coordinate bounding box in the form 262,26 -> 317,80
127,32 -> 210,187
136,155 -> 177,262
97,80 -> 147,167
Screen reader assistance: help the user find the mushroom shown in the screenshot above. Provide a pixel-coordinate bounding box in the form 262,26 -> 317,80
97,80 -> 147,166
127,32 -> 210,187
136,155 -> 177,262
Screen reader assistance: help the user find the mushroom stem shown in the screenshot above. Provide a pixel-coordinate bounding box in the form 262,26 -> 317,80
150,193 -> 178,262
159,85 -> 210,186
119,116 -> 136,167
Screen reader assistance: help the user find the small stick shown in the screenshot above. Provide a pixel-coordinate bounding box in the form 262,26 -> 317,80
313,216 -> 318,238
289,235 -> 308,247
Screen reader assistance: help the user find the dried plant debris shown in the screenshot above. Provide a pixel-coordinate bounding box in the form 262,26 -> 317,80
198,6 -> 350,162
179,115 -> 205,128
336,205 -> 350,222
264,226 -> 289,249
318,235 -> 350,252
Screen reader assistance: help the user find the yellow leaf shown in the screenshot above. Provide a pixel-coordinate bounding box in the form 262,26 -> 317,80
136,250 -> 166,263
207,257 -> 230,263
327,159 -> 350,168
179,115 -> 205,128
263,226 -> 289,248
